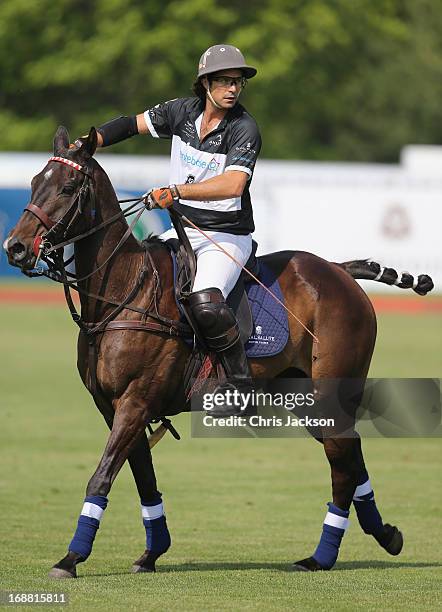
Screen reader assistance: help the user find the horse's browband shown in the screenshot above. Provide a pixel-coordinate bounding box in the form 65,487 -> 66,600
48,156 -> 88,174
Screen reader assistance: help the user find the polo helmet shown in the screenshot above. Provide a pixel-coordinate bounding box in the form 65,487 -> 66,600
197,44 -> 257,79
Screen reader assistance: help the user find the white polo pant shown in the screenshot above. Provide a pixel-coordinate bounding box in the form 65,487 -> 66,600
160,227 -> 253,298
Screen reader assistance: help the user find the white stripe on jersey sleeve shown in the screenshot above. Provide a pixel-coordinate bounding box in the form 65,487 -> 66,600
144,111 -> 159,138
225,164 -> 252,177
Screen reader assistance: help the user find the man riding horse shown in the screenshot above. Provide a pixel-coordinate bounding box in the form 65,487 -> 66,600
84,44 -> 260,413
7,43 -> 434,578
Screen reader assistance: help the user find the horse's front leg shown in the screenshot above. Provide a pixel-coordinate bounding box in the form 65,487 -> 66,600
49,390 -> 162,578
86,391 -> 170,574
91,391 -> 170,573
128,431 -> 171,573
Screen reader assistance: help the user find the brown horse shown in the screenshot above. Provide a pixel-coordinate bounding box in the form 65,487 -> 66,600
5,127 -> 433,578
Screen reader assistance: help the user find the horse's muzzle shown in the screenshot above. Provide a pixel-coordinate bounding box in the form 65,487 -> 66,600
4,234 -> 35,269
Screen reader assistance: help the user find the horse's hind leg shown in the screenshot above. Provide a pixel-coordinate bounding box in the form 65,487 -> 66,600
292,432 -> 360,572
293,389 -> 402,572
127,433 -> 171,574
49,392 -> 165,579
352,436 -> 403,555
289,371 -> 362,571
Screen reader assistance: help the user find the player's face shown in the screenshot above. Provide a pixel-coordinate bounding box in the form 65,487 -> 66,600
206,69 -> 246,109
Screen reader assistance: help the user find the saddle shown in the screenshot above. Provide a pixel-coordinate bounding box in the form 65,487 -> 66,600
165,211 -> 289,409
166,209 -> 257,342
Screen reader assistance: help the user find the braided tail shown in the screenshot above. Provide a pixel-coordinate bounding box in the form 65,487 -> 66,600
337,259 -> 434,296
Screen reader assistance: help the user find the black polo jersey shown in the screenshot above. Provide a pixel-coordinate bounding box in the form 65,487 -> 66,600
144,97 -> 261,234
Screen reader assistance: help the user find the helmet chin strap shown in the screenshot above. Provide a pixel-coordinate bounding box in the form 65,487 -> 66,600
206,86 -> 224,110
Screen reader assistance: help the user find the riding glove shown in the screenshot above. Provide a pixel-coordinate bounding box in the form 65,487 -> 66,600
144,185 -> 181,210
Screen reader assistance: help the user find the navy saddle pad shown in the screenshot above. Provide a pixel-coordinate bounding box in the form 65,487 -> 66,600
244,261 -> 289,358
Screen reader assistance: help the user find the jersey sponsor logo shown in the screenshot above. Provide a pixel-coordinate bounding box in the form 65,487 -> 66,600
235,144 -> 256,155
182,120 -> 196,140
208,134 -> 222,147
232,154 -> 255,163
208,157 -> 220,171
180,151 -> 220,172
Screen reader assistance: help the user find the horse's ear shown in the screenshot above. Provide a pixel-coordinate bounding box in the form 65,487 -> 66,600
79,127 -> 97,158
53,126 -> 70,154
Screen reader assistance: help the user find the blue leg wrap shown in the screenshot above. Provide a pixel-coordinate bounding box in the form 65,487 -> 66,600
312,502 -> 349,570
69,495 -> 108,560
353,472 -> 384,538
143,516 -> 171,555
141,494 -> 171,557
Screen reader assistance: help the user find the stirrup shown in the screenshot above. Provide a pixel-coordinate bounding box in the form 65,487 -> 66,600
206,378 -> 255,418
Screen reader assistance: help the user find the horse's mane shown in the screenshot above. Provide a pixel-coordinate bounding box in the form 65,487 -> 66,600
141,234 -> 165,247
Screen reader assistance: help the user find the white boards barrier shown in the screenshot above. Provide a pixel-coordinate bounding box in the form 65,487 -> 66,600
1,147 -> 440,291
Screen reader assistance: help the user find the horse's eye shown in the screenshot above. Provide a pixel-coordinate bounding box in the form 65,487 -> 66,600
62,184 -> 75,195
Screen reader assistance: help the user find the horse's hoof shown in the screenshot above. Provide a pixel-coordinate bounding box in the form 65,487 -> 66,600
132,563 -> 156,573
290,557 -> 325,572
48,551 -> 82,579
379,524 -> 404,556
48,567 -> 77,579
132,551 -> 157,573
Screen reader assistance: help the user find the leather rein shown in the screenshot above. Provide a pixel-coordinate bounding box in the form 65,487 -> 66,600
23,156 -> 192,340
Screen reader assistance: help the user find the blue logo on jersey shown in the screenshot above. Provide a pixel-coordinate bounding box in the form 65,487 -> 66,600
180,152 -> 220,172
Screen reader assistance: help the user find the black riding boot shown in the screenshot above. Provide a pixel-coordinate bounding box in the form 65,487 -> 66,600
187,287 -> 254,417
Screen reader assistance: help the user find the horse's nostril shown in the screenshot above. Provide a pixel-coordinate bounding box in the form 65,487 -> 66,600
8,237 -> 27,261
11,241 -> 25,254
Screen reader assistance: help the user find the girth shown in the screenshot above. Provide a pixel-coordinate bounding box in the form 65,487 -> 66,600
84,319 -> 193,337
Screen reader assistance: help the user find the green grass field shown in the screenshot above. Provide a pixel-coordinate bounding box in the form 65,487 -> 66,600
0,299 -> 441,611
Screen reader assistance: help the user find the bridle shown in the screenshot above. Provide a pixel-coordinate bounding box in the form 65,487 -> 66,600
21,155 -> 192,341
24,155 -> 147,278
24,156 -> 95,265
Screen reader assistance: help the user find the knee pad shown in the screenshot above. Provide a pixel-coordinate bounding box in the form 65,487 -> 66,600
187,288 -> 239,350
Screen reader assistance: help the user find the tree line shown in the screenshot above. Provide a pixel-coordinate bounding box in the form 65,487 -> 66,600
1,0 -> 441,161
